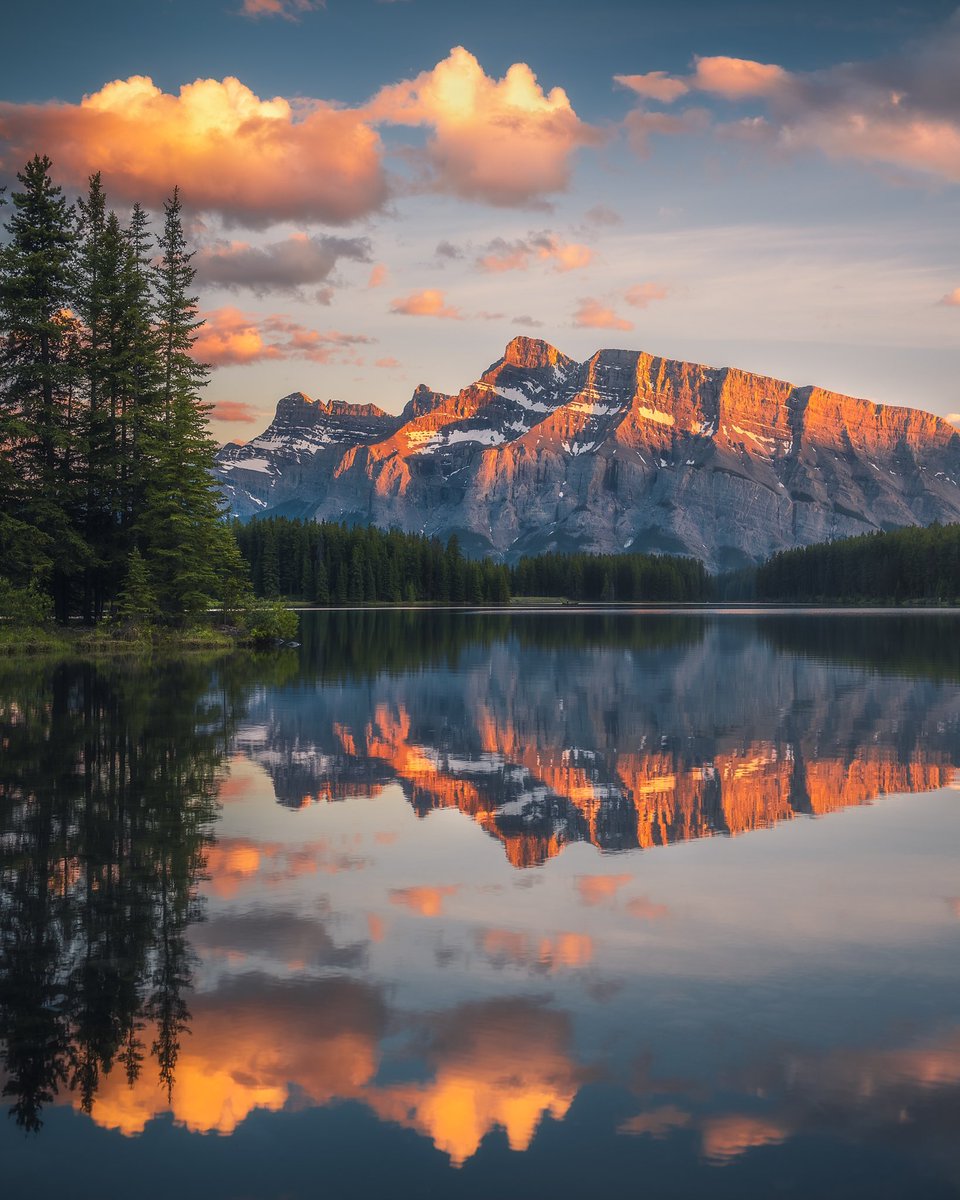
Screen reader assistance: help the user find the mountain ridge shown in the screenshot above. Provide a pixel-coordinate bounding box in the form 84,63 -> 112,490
215,337 -> 960,570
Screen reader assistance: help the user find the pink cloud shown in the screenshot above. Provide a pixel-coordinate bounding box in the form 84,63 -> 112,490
938,288 -> 960,307
477,232 -> 592,273
614,71 -> 689,104
625,282 -> 669,308
209,400 -> 261,423
0,75 -> 386,227
572,297 -> 633,332
195,306 -> 373,367
368,263 -> 389,288
374,356 -> 402,369
366,46 -> 599,206
692,56 -> 789,99
240,0 -> 324,17
616,20 -> 960,185
389,288 -> 462,319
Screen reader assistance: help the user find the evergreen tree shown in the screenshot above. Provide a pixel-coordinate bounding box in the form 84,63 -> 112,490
0,155 -> 86,619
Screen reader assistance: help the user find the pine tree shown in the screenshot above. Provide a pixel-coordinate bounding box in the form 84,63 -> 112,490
136,189 -> 234,622
116,547 -> 158,625
0,155 -> 87,619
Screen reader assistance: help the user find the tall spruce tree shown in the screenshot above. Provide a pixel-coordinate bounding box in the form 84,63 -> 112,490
0,156 -> 87,618
136,188 -> 234,621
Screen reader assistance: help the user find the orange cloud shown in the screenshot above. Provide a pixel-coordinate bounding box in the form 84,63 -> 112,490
575,873 -> 632,906
625,282 -> 669,308
946,414 -> 960,429
367,46 -> 598,205
692,56 -> 790,99
374,356 -> 402,369
478,928 -> 594,972
615,71 -> 690,103
572,297 -> 633,332
389,289 -> 462,319
367,1000 -> 582,1166
209,400 -> 261,424
368,263 -> 388,288
390,884 -> 459,917
241,0 -> 323,17
625,895 -> 670,921
0,75 -> 386,226
700,1114 -> 789,1164
619,1105 -> 692,1137
938,288 -> 960,307
477,233 -> 592,273
195,307 -> 373,367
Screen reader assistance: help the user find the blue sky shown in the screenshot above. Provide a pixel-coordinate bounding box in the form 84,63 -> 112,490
2,0 -> 959,439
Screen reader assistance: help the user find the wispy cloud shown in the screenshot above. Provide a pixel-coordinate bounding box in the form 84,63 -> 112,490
572,297 -> 633,332
196,307 -> 373,367
389,288 -> 462,319
196,232 -> 370,297
476,232 -> 592,273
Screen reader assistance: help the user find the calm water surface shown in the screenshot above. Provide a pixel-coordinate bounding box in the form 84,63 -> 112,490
2,610 -> 959,1198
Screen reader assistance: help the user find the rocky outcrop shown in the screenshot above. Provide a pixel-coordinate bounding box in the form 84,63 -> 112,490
215,338 -> 960,568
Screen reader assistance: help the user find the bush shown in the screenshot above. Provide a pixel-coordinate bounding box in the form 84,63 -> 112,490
0,579 -> 54,626
240,599 -> 299,644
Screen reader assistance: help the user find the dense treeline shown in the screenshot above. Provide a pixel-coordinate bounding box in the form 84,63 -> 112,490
234,517 -> 711,605
234,517 -> 511,604
0,156 -> 248,626
510,549 -> 711,602
752,523 -> 960,604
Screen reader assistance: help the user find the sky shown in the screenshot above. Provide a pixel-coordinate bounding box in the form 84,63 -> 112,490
2,0 -> 959,443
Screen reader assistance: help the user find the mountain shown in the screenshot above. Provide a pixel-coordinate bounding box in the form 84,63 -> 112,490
215,337 -> 960,570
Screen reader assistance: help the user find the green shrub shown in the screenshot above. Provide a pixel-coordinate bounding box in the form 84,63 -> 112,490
0,579 -> 54,626
240,599 -> 299,644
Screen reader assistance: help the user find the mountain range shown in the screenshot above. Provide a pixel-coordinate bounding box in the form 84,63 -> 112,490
215,337 -> 960,570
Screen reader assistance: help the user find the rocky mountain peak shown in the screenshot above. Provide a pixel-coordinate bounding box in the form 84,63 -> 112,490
502,336 -> 567,371
215,340 -> 960,567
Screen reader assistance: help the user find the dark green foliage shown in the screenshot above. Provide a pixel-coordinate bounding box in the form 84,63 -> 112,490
234,518 -> 512,605
510,549 -> 711,602
115,547 -> 158,626
0,157 -> 250,627
753,523 -> 960,604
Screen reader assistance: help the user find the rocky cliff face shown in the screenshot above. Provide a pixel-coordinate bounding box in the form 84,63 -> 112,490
215,337 -> 960,568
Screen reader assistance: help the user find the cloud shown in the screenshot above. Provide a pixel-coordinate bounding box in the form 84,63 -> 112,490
375,356 -> 402,369
582,204 -> 622,227
625,895 -> 670,921
389,884 -> 459,916
195,232 -> 370,296
196,307 -> 374,367
390,288 -> 462,319
241,0 -> 324,17
209,400 -> 261,424
575,873 -> 632,906
572,297 -> 633,332
0,75 -> 386,227
435,239 -> 464,260
691,56 -> 789,100
367,263 -> 389,288
624,282 -> 669,308
617,17 -> 960,184
476,232 -> 592,273
513,315 -> 544,328
615,71 -> 690,104
946,414 -> 960,428
367,46 -> 599,206
938,288 -> 960,307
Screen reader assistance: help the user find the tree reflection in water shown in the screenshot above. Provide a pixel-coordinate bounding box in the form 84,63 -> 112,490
0,653 -> 293,1130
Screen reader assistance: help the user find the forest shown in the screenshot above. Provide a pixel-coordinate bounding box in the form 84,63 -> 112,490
232,516 -> 711,604
0,156 -> 249,629
747,522 -> 960,604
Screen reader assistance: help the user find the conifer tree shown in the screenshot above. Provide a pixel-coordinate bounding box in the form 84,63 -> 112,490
0,155 -> 86,619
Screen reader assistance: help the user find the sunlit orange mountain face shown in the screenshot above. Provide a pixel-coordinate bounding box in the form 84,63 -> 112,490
2,611 -> 959,1196
215,338 -> 960,571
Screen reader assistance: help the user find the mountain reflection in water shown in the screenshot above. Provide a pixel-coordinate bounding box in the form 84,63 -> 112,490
1,612 -> 959,1200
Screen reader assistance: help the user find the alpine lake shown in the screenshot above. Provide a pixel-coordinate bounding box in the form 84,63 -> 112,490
2,608 -> 959,1199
